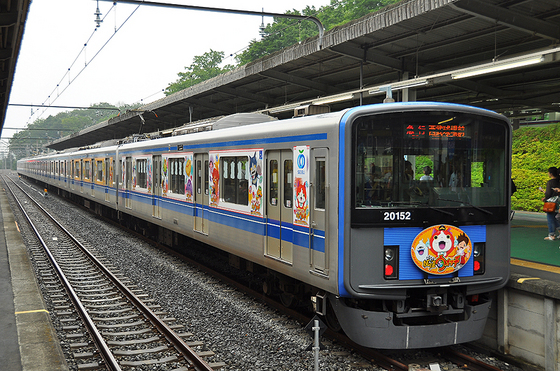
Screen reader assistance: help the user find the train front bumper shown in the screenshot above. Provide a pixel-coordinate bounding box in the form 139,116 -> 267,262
329,293 -> 492,349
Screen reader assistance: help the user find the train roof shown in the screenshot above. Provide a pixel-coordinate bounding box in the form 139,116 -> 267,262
19,102 -> 510,162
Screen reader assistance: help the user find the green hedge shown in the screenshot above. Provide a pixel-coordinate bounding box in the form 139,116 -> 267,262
512,123 -> 560,212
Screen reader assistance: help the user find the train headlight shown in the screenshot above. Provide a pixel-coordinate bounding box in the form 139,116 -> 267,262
385,248 -> 394,261
384,245 -> 399,280
473,242 -> 485,275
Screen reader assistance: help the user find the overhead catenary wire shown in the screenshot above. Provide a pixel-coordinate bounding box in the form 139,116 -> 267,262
29,3 -> 139,125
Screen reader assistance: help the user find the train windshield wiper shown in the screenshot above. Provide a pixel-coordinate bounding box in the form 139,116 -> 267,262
436,197 -> 493,215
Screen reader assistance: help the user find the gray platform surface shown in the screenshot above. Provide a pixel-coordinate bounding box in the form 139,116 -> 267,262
0,184 -> 67,370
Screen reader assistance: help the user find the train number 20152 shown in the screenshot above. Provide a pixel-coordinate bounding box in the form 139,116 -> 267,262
383,211 -> 412,221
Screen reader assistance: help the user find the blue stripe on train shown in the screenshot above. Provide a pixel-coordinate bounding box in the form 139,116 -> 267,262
120,189 -> 325,252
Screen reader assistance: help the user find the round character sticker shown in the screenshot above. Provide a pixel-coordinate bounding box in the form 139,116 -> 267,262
411,225 -> 472,275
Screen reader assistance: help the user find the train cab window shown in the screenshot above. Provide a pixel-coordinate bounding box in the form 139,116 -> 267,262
169,158 -> 184,195
284,159 -> 293,208
269,160 -> 279,205
137,159 -> 148,189
221,156 -> 248,205
352,110 -> 509,226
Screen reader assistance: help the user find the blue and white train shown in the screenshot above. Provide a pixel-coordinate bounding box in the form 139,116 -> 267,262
18,102 -> 512,349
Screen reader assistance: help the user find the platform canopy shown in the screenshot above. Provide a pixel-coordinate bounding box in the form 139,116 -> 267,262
0,0 -> 31,133
47,0 -> 560,151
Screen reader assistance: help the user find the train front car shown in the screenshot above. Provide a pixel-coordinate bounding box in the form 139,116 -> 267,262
330,102 -> 511,349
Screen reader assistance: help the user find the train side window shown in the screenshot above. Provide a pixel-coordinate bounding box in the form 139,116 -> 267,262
204,160 -> 209,195
112,159 -> 115,187
270,160 -> 278,205
96,160 -> 103,182
169,158 -> 184,195
137,159 -> 148,188
315,159 -> 326,209
284,159 -> 293,208
84,161 -> 91,180
221,156 -> 248,205
196,160 -> 202,194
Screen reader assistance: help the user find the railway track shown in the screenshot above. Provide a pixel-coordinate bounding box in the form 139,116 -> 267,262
3,174 -> 223,371
8,173 -> 523,371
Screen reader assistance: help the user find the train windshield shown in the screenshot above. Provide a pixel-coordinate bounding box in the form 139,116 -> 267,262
352,110 -> 509,224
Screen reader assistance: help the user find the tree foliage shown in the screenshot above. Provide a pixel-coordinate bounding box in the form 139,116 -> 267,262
236,0 -> 399,66
166,0 -> 400,92
165,50 -> 235,96
9,102 -> 140,161
511,123 -> 560,212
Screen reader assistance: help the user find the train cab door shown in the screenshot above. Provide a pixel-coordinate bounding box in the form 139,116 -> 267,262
125,157 -> 133,209
194,153 -> 209,235
265,150 -> 293,263
152,155 -> 162,219
310,148 -> 328,274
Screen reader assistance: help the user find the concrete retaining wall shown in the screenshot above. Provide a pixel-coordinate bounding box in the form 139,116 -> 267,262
479,273 -> 559,371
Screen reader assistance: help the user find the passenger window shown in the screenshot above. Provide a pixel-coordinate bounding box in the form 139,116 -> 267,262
284,159 -> 293,208
221,156 -> 248,205
204,160 -> 209,195
269,160 -> 278,206
315,159 -> 326,209
137,159 -> 148,188
169,158 -> 185,195
96,160 -> 103,182
196,160 -> 202,194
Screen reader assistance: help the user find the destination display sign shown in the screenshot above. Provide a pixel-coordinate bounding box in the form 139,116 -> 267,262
405,124 -> 466,139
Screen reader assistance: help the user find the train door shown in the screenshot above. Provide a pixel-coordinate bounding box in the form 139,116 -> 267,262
152,155 -> 162,219
310,148 -> 328,274
125,157 -> 132,209
90,160 -> 95,197
104,158 -> 110,202
71,160 -> 75,191
194,153 -> 209,235
80,160 -> 84,194
266,150 -> 293,263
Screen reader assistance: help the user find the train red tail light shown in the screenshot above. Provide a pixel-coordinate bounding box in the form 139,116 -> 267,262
473,242 -> 485,275
384,246 -> 398,279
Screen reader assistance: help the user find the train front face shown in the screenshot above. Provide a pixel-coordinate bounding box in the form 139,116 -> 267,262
333,103 -> 511,349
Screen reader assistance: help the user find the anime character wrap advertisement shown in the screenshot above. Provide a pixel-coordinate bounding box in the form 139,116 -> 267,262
209,153 -> 220,207
132,159 -> 137,190
121,158 -> 126,190
162,157 -> 168,197
249,150 -> 263,216
184,153 -> 194,202
293,146 -> 309,226
147,157 -> 152,193
411,224 -> 472,275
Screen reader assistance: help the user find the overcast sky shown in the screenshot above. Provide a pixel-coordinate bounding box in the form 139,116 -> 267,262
4,0 -> 330,140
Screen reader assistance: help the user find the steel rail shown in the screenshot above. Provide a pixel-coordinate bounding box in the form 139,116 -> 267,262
2,176 -> 122,371
5,176 -> 215,371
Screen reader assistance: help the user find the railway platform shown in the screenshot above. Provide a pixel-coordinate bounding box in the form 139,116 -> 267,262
511,210 -> 560,279
0,185 -> 68,370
